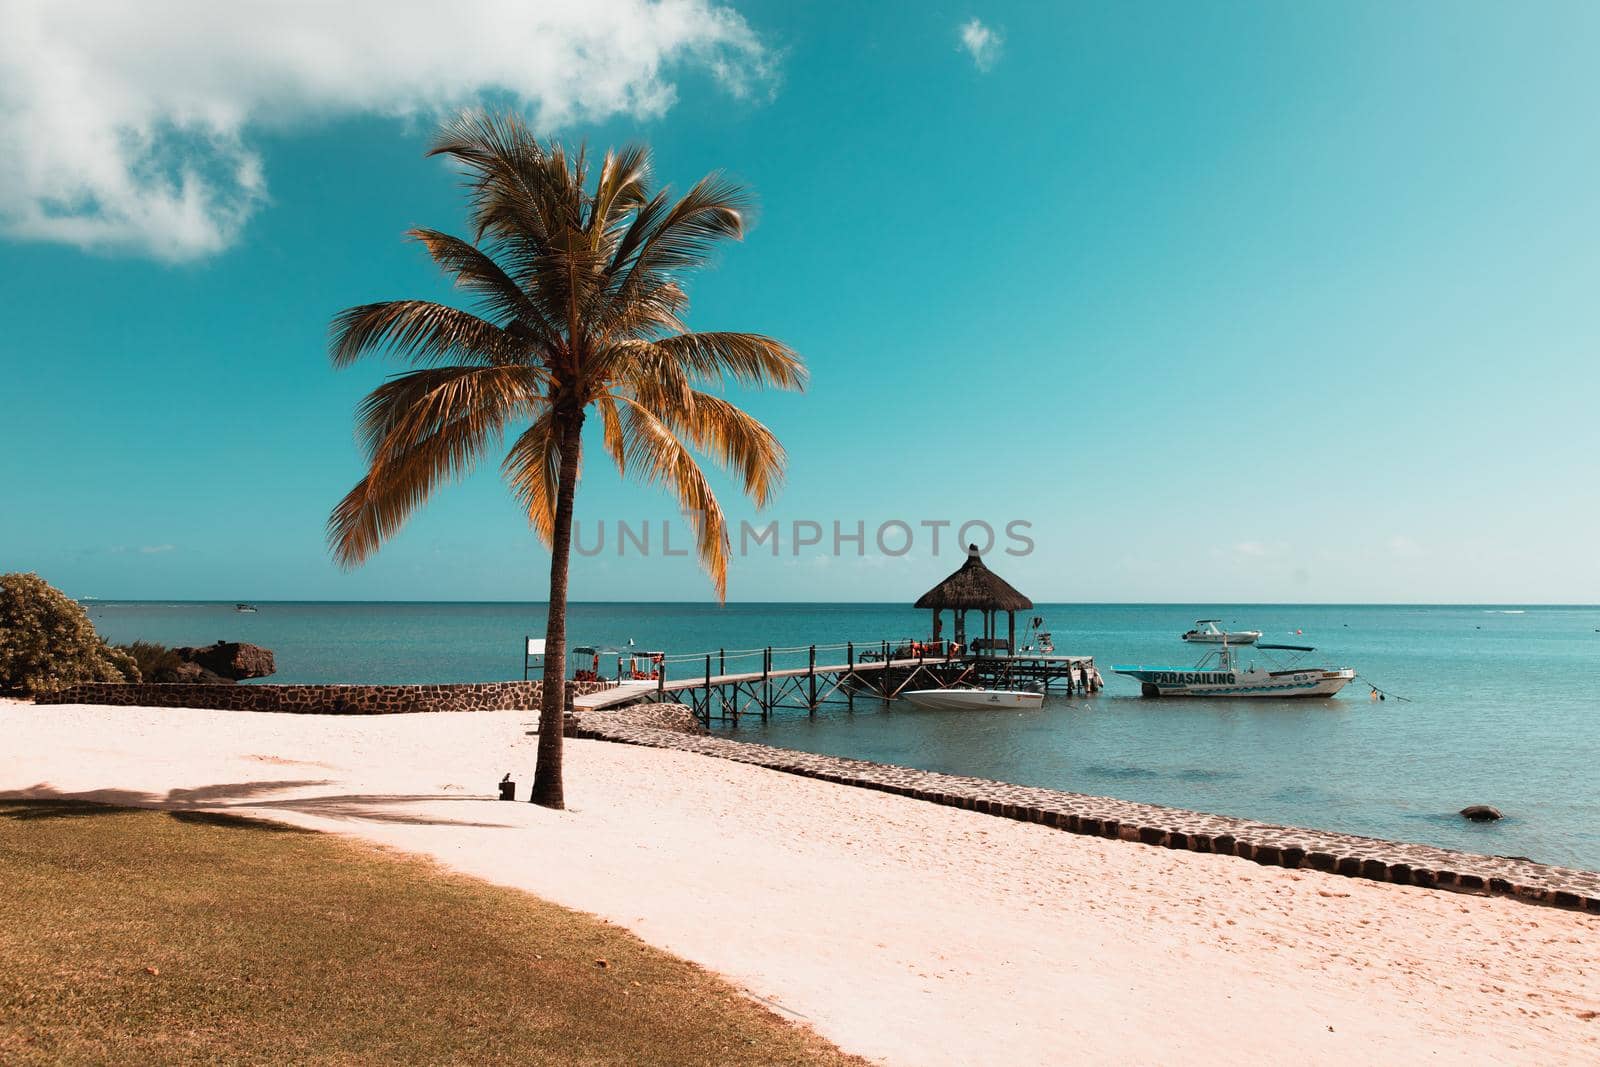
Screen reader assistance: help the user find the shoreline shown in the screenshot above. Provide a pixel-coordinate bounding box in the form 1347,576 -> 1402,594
5,701 -> 1599,1064
21,688 -> 1600,908
577,706 -> 1600,912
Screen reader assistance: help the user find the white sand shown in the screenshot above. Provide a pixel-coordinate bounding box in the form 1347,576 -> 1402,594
3,703 -> 1597,1065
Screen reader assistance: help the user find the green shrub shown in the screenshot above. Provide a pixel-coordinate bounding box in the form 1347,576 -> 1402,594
118,640 -> 183,683
0,573 -> 140,695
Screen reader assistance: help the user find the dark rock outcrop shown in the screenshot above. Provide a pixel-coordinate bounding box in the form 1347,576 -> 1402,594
173,642 -> 276,681
1460,805 -> 1504,822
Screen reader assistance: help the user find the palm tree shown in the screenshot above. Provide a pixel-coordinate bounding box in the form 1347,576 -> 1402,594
327,111 -> 805,808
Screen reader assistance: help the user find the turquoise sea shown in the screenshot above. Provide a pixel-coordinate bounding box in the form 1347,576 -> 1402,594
85,601 -> 1600,872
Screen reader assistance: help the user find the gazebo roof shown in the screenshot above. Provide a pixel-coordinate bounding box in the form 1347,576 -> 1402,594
914,545 -> 1033,612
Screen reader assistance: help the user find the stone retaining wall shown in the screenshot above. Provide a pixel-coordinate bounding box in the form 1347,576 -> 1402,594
41,680 -> 614,715
572,711 -> 1600,914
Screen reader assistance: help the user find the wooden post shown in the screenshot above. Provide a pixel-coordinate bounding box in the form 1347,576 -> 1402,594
705,653 -> 712,716
762,646 -> 771,720
846,641 -> 855,711
808,644 -> 817,714
657,658 -> 666,700
882,640 -> 891,704
719,647 -> 725,675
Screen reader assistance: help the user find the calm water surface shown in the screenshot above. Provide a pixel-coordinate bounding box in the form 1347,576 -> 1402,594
86,601 -> 1600,871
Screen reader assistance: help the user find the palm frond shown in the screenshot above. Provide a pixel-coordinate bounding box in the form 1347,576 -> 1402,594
656,390 -> 786,509
408,228 -> 562,344
601,176 -> 750,329
330,367 -> 535,567
614,397 -> 731,599
354,365 -> 543,463
329,300 -> 520,369
626,173 -> 750,273
605,188 -> 674,276
500,410 -> 566,543
428,110 -> 551,244
610,340 -> 696,420
650,332 -> 807,391
590,144 -> 652,238
595,393 -> 628,478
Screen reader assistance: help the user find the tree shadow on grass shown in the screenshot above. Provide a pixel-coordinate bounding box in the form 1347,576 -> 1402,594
0,782 -> 519,830
0,799 -> 321,834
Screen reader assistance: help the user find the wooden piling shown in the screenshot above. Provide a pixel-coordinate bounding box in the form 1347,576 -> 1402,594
847,642 -> 855,711
808,645 -> 817,714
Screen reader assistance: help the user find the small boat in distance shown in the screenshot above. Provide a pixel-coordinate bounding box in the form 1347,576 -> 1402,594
1111,642 -> 1354,698
902,688 -> 1044,711
235,603 -> 258,613
1181,619 -> 1261,644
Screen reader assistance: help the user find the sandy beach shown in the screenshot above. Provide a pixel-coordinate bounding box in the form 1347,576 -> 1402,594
3,701 -> 1597,1065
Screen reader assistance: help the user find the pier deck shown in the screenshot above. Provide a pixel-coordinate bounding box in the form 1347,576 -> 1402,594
570,648 -> 1100,723
572,656 -> 934,713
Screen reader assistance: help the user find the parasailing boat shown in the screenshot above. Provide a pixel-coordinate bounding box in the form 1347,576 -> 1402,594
1181,619 -> 1261,644
1111,641 -> 1354,698
1018,615 -> 1054,654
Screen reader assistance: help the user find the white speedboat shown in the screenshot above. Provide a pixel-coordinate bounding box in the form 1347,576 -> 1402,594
1111,643 -> 1354,698
1181,619 -> 1261,644
902,688 -> 1044,711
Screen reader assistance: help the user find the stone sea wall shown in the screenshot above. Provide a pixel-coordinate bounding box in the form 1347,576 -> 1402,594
572,710 -> 1600,914
41,680 -> 614,715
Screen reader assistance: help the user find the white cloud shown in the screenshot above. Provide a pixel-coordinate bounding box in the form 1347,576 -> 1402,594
0,0 -> 770,261
958,17 -> 1002,72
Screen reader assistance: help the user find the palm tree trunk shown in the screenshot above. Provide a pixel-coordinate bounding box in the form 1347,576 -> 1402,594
531,408 -> 585,809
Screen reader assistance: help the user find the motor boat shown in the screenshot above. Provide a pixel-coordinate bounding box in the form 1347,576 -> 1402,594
901,687 -> 1044,711
1181,619 -> 1260,644
235,603 -> 258,613
1111,642 -> 1354,698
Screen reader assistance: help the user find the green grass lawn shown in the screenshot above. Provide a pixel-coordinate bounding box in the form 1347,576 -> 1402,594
0,801 -> 865,1066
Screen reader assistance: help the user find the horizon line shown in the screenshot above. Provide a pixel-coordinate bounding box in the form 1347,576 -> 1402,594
78,599 -> 1600,608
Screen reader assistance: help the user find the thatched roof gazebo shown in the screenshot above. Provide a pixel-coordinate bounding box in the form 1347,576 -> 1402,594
914,544 -> 1033,653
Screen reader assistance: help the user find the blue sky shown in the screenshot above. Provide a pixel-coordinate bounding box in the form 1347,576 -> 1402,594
2,1 -> 1598,603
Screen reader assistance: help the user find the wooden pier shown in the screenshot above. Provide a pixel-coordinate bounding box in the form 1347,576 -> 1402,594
571,642 -> 1100,725
570,547 -> 1100,726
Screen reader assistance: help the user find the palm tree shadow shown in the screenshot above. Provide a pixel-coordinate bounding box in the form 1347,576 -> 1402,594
1,782 -> 518,830
169,809 -> 321,833
1,798 -> 153,822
